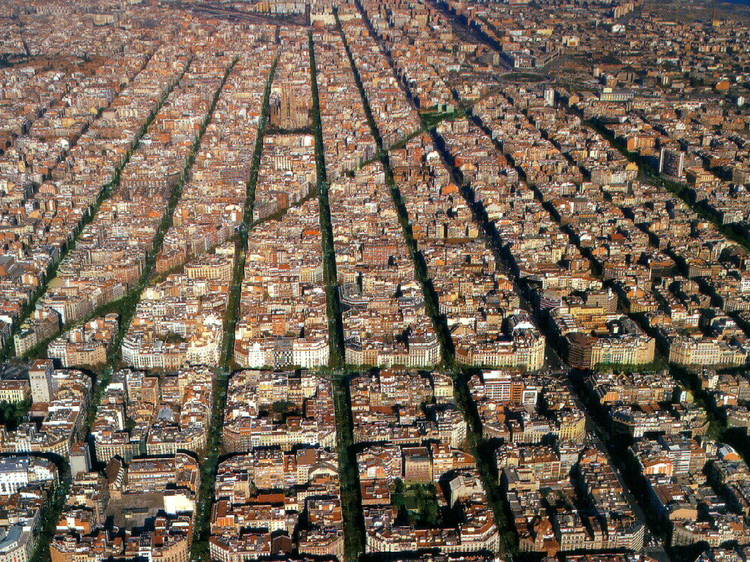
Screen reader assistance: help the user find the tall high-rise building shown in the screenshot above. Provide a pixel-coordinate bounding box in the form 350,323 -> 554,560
28,359 -> 55,404
659,147 -> 686,179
